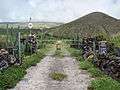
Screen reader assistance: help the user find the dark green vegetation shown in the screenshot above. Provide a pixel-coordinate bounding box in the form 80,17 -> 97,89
48,12 -> 120,38
68,48 -> 120,90
0,47 -> 49,90
49,72 -> 67,81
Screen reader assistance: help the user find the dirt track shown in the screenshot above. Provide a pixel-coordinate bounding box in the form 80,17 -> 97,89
10,48 -> 92,90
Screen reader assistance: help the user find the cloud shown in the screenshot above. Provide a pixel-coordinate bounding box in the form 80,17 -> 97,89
0,0 -> 120,22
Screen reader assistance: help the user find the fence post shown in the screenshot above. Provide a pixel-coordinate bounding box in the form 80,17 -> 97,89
18,32 -> 21,64
6,24 -> 9,48
93,38 -> 97,62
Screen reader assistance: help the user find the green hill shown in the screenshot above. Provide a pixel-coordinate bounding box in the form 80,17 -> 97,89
48,12 -> 120,38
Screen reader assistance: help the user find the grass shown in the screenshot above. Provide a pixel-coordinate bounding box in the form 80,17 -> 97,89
49,72 -> 67,81
0,47 -> 49,90
68,47 -> 83,61
88,68 -> 105,78
0,36 -> 7,48
54,50 -> 62,56
68,47 -> 120,90
54,49 -> 64,58
79,60 -> 94,70
90,77 -> 120,90
111,35 -> 120,47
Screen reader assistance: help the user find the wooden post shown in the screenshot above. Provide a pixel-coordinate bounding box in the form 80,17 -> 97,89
93,38 -> 97,63
93,38 -> 96,54
6,24 -> 9,48
41,29 -> 44,47
18,32 -> 21,64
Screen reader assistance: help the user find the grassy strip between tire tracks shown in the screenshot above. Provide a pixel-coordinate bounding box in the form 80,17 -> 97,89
68,47 -> 120,90
49,72 -> 67,81
0,47 -> 50,90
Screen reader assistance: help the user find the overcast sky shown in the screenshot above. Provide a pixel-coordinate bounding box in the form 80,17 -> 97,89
0,0 -> 120,22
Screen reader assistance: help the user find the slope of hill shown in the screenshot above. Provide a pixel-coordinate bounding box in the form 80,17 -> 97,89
48,12 -> 120,38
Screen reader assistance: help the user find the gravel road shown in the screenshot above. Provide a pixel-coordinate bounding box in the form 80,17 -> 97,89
9,48 -> 92,90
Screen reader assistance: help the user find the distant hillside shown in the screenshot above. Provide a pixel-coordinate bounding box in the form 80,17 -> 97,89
48,12 -> 120,38
0,22 -> 63,29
